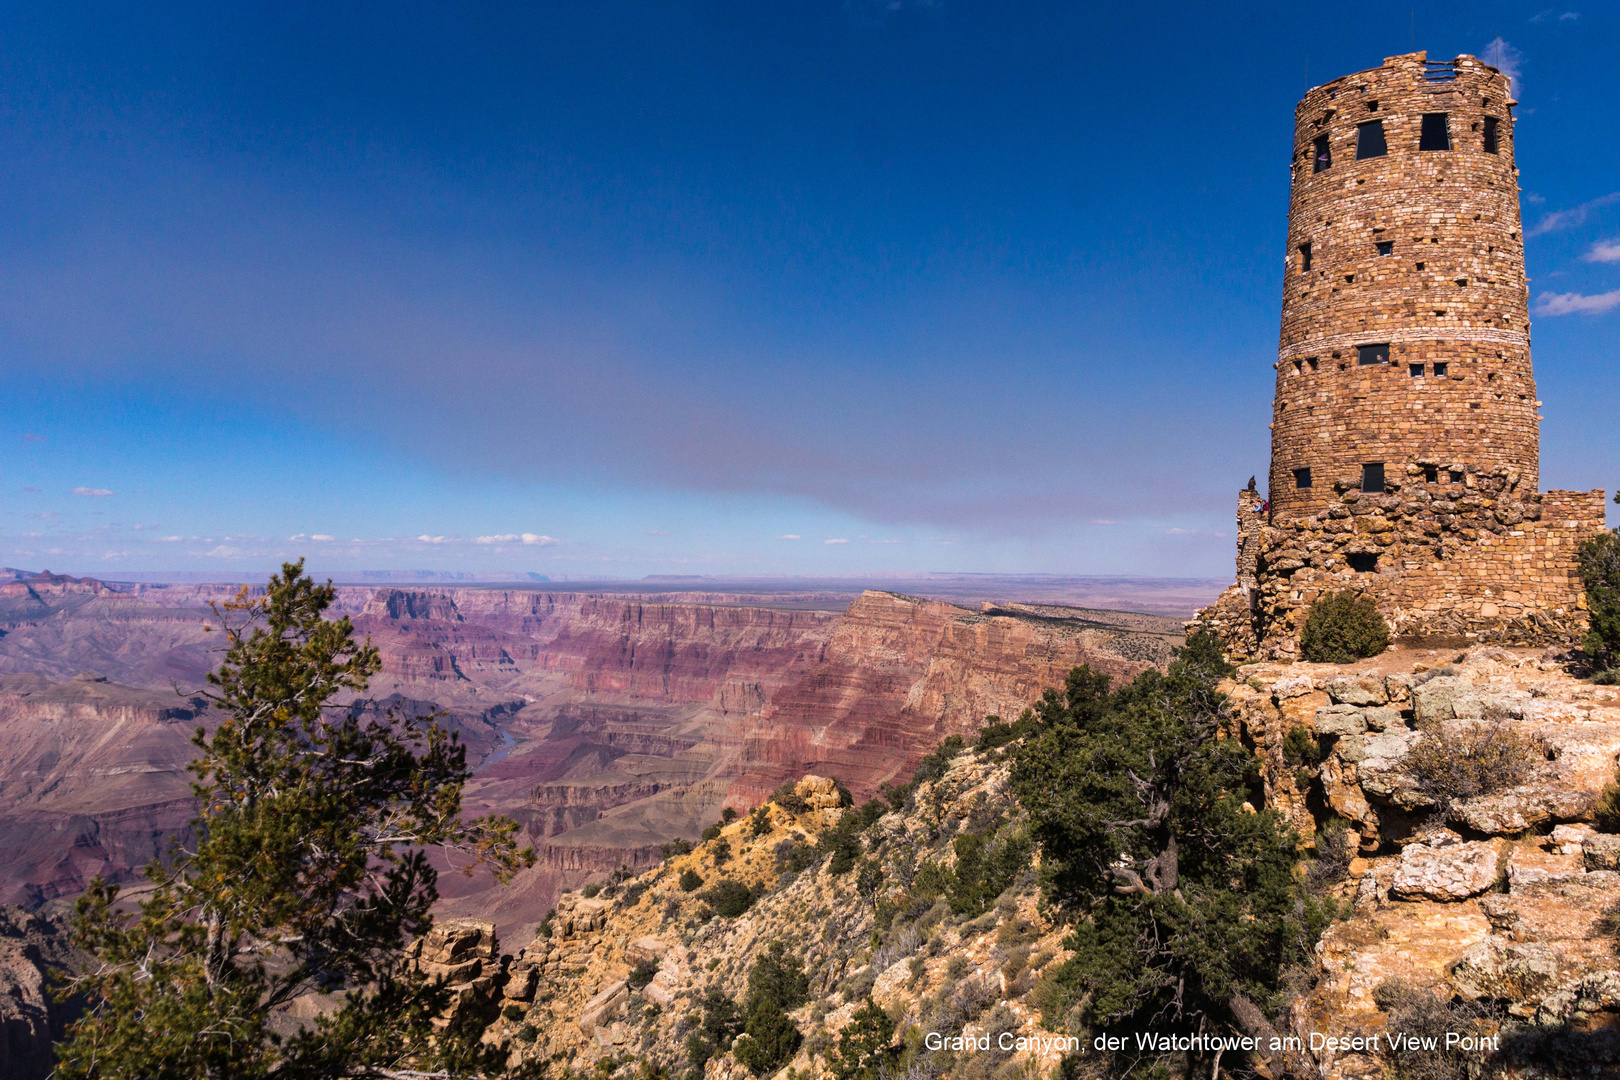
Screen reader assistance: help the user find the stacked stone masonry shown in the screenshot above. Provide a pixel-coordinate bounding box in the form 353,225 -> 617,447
1201,52 -> 1606,658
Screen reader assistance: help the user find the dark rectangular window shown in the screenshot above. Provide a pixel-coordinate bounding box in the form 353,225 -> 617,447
1299,242 -> 1312,272
1434,362 -> 1449,377
1356,120 -> 1387,159
1420,113 -> 1451,151
1313,134 -> 1331,172
1377,240 -> 1394,256
1362,462 -> 1385,493
1423,465 -> 1439,483
1357,343 -> 1390,366
1483,116 -> 1500,154
1348,552 -> 1380,573
1409,363 -> 1425,377
1449,470 -> 1464,484
1294,467 -> 1312,489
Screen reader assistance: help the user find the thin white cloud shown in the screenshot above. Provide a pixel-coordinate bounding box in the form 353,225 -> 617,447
823,537 -> 848,545
1529,9 -> 1579,22
288,533 -> 308,541
1528,192 -> 1620,236
1536,289 -> 1620,316
311,533 -> 334,541
475,534 -> 519,544
416,534 -> 450,544
522,533 -> 558,546
22,433 -> 44,442
73,486 -> 114,497
156,536 -> 184,542
22,486 -> 42,493
776,534 -> 801,540
1481,38 -> 1523,95
1583,239 -> 1620,263
1166,528 -> 1194,535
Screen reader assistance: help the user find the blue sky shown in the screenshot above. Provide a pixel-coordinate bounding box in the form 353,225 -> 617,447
1,1 -> 1615,579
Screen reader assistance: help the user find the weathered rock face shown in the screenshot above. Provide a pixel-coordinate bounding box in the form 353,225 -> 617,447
0,674 -> 212,906
0,906 -> 88,1080
1222,647 -> 1620,1079
1390,836 -> 1502,900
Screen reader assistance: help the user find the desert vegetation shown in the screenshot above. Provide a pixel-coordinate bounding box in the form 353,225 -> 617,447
53,562 -> 535,1080
1298,590 -> 1390,663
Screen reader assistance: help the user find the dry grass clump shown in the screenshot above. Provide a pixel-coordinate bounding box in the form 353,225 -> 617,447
1404,721 -> 1550,815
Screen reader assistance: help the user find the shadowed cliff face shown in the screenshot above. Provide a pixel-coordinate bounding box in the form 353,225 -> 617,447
0,577 -> 1182,935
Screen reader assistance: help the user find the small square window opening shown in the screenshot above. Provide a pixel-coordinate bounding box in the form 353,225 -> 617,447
1409,363 -> 1425,377
1357,343 -> 1391,366
1347,553 -> 1380,573
1293,467 -> 1312,490
1449,470 -> 1464,484
1423,466 -> 1439,483
1434,362 -> 1449,377
1376,241 -> 1394,256
1356,120 -> 1387,159
1419,113 -> 1451,151
1361,462 -> 1385,493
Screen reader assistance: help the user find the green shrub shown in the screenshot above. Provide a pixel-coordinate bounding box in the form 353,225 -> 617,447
678,868 -> 704,892
1283,725 -> 1325,766
721,807 -> 739,824
819,821 -> 862,876
828,998 -> 897,1080
502,1004 -> 525,1022
748,805 -> 772,837
628,959 -> 659,990
1579,529 -> 1620,670
1299,590 -> 1390,663
711,838 -> 732,866
732,942 -> 808,1074
515,1023 -> 538,1043
701,879 -> 757,918
769,782 -> 808,814
661,838 -> 693,859
700,824 -> 722,842
582,883 -> 601,899
773,837 -> 817,874
1009,659 -> 1332,1071
685,989 -> 743,1073
1404,721 -> 1549,816
944,828 -> 1031,917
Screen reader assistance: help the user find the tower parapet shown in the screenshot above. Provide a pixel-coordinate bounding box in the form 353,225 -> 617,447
1199,53 -> 1605,657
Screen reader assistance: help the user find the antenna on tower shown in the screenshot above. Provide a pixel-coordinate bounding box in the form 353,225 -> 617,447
1410,10 -> 1415,51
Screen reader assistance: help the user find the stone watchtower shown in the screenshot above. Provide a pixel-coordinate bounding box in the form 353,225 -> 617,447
1204,52 -> 1606,658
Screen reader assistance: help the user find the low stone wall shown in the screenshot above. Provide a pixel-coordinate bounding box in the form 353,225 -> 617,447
1200,474 -> 1606,659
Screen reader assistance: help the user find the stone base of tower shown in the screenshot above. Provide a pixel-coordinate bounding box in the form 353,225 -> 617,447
1197,474 -> 1607,661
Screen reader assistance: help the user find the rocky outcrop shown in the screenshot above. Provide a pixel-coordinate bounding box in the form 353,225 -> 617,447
0,906 -> 88,1080
1390,833 -> 1502,901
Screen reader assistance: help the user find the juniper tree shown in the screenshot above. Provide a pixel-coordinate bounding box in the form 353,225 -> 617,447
1010,636 -> 1326,1079
54,560 -> 535,1080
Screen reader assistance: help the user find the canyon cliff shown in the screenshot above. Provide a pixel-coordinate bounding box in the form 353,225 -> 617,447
0,574 -> 1183,933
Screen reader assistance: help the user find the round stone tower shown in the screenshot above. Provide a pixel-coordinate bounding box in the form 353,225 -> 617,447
1268,51 -> 1536,520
